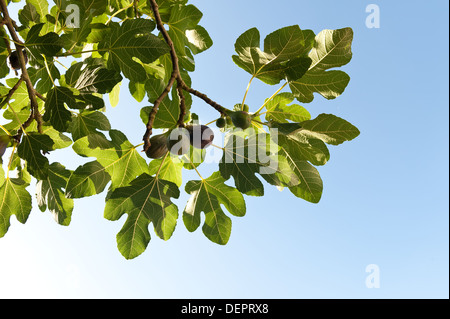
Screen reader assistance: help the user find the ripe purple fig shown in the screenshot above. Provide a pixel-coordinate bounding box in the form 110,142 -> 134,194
167,128 -> 190,155
8,50 -> 28,70
186,125 -> 214,149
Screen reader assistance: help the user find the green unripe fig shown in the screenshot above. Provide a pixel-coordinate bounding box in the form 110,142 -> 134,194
216,117 -> 226,128
8,50 -> 28,70
186,125 -> 214,149
167,128 -> 190,155
242,104 -> 249,112
145,134 -> 169,159
230,111 -> 252,130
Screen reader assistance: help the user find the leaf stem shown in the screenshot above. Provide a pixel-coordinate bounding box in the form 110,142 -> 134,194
256,111 -> 268,117
183,153 -> 204,180
155,152 -> 169,179
42,55 -> 55,86
241,75 -> 255,110
0,35 -> 23,47
135,142 -> 145,149
55,48 -> 104,57
54,58 -> 69,70
254,82 -> 288,116
106,2 -> 134,25
211,143 -> 224,151
0,124 -> 11,136
205,118 -> 219,126
6,143 -> 16,178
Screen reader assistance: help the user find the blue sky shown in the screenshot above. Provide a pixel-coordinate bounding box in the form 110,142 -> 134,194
0,0 -> 448,299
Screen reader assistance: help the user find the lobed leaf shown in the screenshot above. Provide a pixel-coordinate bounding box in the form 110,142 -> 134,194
65,161 -> 111,198
17,133 -> 54,180
71,130 -> 149,191
148,154 -> 184,187
43,86 -> 105,132
219,132 -> 299,196
65,58 -> 123,94
18,3 -> 41,28
299,113 -> 360,145
43,86 -> 76,132
233,26 -> 312,85
183,172 -> 246,245
264,92 -> 311,123
0,177 -> 32,238
274,127 -> 330,167
104,173 -> 180,259
99,19 -> 170,82
28,61 -> 61,94
289,28 -> 353,103
36,162 -> 74,225
141,78 -> 180,129
26,0 -> 48,19
279,148 -> 323,203
4,78 -> 28,112
69,110 -> 111,141
167,4 -> 212,56
25,23 -> 62,60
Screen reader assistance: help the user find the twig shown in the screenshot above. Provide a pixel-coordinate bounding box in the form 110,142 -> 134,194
0,0 -> 43,139
176,85 -> 186,127
144,0 -> 227,151
0,76 -> 23,108
142,73 -> 177,150
143,0 -> 180,151
34,90 -> 46,102
180,84 -> 227,115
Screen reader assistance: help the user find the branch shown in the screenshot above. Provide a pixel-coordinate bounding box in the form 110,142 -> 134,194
0,76 -> 23,108
176,85 -> 186,127
180,84 -> 227,115
144,0 -> 227,151
143,0 -> 180,151
34,90 -> 46,102
142,73 -> 176,149
0,0 -> 42,138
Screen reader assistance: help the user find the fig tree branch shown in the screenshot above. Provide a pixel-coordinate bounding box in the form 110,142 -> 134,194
0,76 -> 22,108
144,0 -> 227,151
176,85 -> 186,127
0,0 -> 43,138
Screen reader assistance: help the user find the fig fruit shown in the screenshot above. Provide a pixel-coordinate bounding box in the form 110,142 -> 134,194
145,133 -> 169,159
8,50 -> 28,70
229,111 -> 252,130
186,125 -> 214,149
167,128 -> 190,155
216,117 -> 226,128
